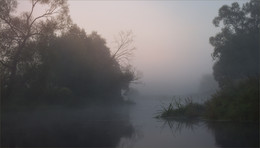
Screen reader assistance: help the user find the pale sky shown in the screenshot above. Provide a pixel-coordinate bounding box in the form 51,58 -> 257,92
17,0 -> 248,95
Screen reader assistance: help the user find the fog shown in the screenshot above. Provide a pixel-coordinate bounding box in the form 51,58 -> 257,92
2,1 -> 258,147
67,0 -> 241,96
16,0 -> 244,96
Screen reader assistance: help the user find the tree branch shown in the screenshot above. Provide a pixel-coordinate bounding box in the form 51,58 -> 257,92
112,30 -> 135,63
0,16 -> 24,37
26,0 -> 40,26
29,6 -> 59,30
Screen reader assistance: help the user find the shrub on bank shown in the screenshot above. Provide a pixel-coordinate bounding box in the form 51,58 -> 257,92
205,77 -> 259,121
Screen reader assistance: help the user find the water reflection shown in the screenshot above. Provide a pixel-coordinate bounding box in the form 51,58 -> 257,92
207,121 -> 259,147
159,118 -> 200,136
159,118 -> 259,147
1,104 -> 135,147
2,101 -> 259,147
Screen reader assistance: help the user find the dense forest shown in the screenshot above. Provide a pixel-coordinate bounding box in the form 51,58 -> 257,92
0,0 -> 136,109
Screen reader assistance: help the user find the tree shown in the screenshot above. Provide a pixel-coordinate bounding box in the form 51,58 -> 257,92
210,0 -> 259,87
7,24 -> 136,104
111,30 -> 136,66
0,0 -> 71,96
0,1 -> 137,105
110,30 -> 140,94
205,0 -> 259,121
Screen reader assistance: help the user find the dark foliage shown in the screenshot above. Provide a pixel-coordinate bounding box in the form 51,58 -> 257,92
210,0 -> 259,87
1,24 -> 135,107
0,0 -> 136,107
206,0 -> 260,121
205,77 -> 259,121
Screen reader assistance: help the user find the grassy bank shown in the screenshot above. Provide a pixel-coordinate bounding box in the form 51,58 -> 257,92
157,77 -> 259,122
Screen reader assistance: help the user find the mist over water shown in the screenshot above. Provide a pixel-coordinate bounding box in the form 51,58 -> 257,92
1,0 -> 258,147
2,96 -> 258,147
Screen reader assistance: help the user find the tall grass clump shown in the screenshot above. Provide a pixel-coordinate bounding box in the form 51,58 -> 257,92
156,97 -> 205,119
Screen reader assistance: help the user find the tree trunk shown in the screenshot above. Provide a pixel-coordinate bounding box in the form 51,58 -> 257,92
6,39 -> 27,97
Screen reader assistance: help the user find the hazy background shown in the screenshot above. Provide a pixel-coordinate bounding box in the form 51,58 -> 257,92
68,0 -> 247,96
3,1 -> 258,147
18,0 -> 246,96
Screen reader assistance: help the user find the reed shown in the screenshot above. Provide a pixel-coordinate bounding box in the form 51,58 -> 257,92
156,96 -> 205,119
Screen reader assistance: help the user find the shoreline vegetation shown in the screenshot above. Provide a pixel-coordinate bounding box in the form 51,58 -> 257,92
157,0 -> 259,123
155,97 -> 205,119
156,77 -> 259,122
0,0 -> 139,112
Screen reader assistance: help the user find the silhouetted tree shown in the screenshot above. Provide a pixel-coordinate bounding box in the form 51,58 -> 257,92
2,23 -> 136,105
1,1 -> 137,106
43,25 -> 124,100
0,0 -> 71,97
205,0 -> 260,121
210,0 -> 259,87
112,30 -> 136,66
111,30 -> 141,91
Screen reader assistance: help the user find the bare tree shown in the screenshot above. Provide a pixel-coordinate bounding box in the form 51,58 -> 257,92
111,30 -> 136,66
0,0 -> 71,95
111,30 -> 143,91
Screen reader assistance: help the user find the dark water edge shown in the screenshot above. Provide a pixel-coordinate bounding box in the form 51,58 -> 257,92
207,121 -> 259,147
157,118 -> 259,148
1,105 -> 134,147
1,103 -> 259,147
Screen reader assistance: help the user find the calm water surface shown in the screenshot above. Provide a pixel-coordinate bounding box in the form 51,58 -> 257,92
1,96 -> 259,147
125,97 -> 259,148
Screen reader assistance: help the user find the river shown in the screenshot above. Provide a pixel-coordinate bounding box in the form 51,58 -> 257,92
1,96 -> 259,147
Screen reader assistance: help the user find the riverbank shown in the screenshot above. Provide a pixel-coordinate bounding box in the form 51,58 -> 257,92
156,78 -> 259,122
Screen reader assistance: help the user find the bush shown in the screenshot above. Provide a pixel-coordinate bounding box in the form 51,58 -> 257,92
205,77 -> 259,121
